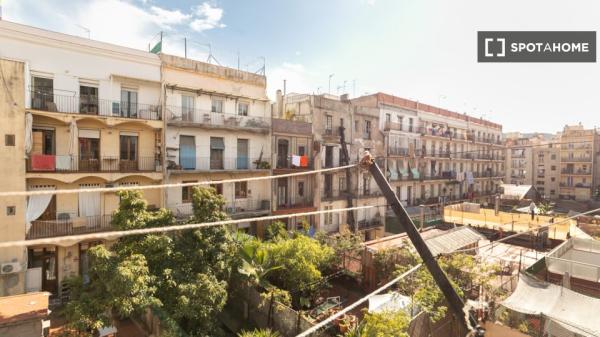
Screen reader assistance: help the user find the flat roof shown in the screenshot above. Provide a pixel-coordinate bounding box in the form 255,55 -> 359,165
0,292 -> 49,325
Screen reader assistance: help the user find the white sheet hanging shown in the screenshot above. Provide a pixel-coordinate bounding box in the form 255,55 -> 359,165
25,186 -> 55,233
68,120 -> 78,156
291,155 -> 301,167
24,112 -> 33,155
78,185 -> 101,217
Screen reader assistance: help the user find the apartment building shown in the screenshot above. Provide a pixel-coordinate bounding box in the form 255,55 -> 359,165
0,20 -> 163,298
352,93 -> 505,209
161,54 -> 272,234
272,92 -> 386,240
532,141 -> 560,199
504,136 -> 533,185
559,124 -> 598,201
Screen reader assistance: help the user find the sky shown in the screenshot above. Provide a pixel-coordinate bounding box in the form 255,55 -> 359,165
2,0 -> 599,133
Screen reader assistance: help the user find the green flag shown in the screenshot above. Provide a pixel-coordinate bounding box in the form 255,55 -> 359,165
150,40 -> 162,54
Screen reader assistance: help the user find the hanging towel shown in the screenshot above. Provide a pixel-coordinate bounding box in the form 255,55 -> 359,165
466,171 -> 474,185
30,154 -> 55,171
300,155 -> 308,167
292,155 -> 301,167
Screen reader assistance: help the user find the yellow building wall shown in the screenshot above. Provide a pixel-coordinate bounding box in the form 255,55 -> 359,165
0,59 -> 27,296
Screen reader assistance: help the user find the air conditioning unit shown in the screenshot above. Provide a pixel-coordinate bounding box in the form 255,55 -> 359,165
1,262 -> 22,274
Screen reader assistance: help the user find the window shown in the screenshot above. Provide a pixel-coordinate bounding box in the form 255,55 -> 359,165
210,137 -> 225,169
398,116 -> 403,130
79,132 -> 100,172
238,102 -> 249,116
408,118 -> 414,132
210,183 -> 223,195
385,113 -> 391,123
31,76 -> 53,110
181,95 -> 194,121
325,115 -> 333,134
6,206 -> 15,216
550,190 -> 556,195
298,181 -> 305,197
119,135 -> 138,161
324,205 -> 333,225
80,85 -> 99,114
551,154 -> 556,160
4,134 -> 15,146
354,120 -> 359,132
362,176 -> 370,195
211,98 -> 224,113
551,177 -> 555,182
364,120 -> 371,139
551,165 -> 556,171
235,182 -> 248,198
298,145 -> 306,156
181,183 -> 194,202
339,176 -> 346,192
325,146 -> 334,168
120,89 -> 138,118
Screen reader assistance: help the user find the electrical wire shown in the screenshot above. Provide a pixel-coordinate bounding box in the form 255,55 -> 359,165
0,164 -> 358,198
450,206 -> 600,254
0,205 -> 376,249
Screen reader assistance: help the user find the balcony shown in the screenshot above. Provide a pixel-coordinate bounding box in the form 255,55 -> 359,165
358,189 -> 383,198
560,183 -> 592,188
27,214 -> 113,240
174,157 -> 271,171
167,107 -> 270,132
322,188 -> 351,201
357,218 -> 383,231
561,169 -> 592,175
26,155 -> 160,173
172,199 -> 271,220
275,155 -> 312,170
384,121 -> 404,132
561,156 -> 592,163
29,90 -> 161,120
276,197 -> 313,210
388,147 -> 408,156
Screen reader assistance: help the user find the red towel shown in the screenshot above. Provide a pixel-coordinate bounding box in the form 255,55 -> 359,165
31,154 -> 55,171
300,155 -> 308,167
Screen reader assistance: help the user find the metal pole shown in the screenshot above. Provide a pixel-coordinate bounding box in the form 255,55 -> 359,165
361,153 -> 475,331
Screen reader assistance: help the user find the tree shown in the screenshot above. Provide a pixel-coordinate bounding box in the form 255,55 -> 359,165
63,245 -> 158,336
264,221 -> 288,241
66,188 -> 239,336
342,310 -> 410,337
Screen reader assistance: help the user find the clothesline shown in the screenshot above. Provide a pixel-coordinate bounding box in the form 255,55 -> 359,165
0,164 -> 358,198
0,205 -> 376,248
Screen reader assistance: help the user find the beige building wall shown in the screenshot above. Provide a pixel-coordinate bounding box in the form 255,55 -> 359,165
0,59 -> 27,296
559,125 -> 596,201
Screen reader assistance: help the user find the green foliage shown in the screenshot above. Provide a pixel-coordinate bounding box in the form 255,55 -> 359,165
66,188 -> 238,337
343,310 -> 410,337
395,253 -> 498,323
264,221 -> 288,241
266,235 -> 334,300
238,328 -> 280,337
374,246 -> 420,284
537,200 -> 554,215
63,245 -> 158,334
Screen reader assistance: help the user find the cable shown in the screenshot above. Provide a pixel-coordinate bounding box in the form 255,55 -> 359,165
295,263 -> 422,337
450,207 -> 600,254
0,164 -> 358,198
0,205 -> 375,248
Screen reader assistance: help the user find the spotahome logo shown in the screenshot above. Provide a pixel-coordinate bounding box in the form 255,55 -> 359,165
478,31 -> 596,62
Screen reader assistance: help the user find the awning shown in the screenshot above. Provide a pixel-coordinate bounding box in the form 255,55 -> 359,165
210,137 -> 225,150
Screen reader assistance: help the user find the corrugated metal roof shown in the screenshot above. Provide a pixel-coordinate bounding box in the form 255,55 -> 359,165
501,184 -> 536,200
424,226 -> 484,256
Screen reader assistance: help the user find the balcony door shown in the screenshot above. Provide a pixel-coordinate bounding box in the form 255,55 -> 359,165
277,139 -> 289,168
80,85 -> 99,115
28,247 -> 58,296
119,134 -> 138,171
210,137 -> 225,169
237,139 -> 249,169
325,146 -> 333,168
277,178 -> 288,207
179,135 -> 196,170
181,95 -> 194,121
78,130 -> 100,171
120,89 -> 138,118
31,77 -> 54,111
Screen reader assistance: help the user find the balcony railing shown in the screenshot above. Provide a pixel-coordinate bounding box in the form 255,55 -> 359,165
172,199 -> 270,219
27,214 -> 113,240
388,147 -> 408,156
275,155 -> 313,170
276,196 -> 313,210
167,107 -> 270,130
358,189 -> 383,198
175,157 -> 271,171
383,121 -> 404,131
30,90 -> 161,120
357,218 -> 383,230
27,155 -> 160,173
322,188 -> 351,201
561,169 -> 592,175
560,183 -> 592,188
561,156 -> 592,162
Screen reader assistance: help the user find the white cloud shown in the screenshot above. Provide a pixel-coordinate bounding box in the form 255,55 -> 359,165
366,0 -> 376,5
190,3 -> 226,32
149,6 -> 191,26
267,62 -> 322,99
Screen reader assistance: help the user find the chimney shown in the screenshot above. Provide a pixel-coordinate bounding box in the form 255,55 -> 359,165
276,89 -> 283,117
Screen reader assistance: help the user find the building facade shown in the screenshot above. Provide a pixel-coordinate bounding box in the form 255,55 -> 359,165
0,20 -> 164,299
161,54 -> 272,234
559,124 -> 598,201
352,93 -> 505,211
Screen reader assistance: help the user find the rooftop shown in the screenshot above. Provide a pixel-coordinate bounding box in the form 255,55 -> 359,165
546,237 -> 600,282
0,292 -> 49,325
